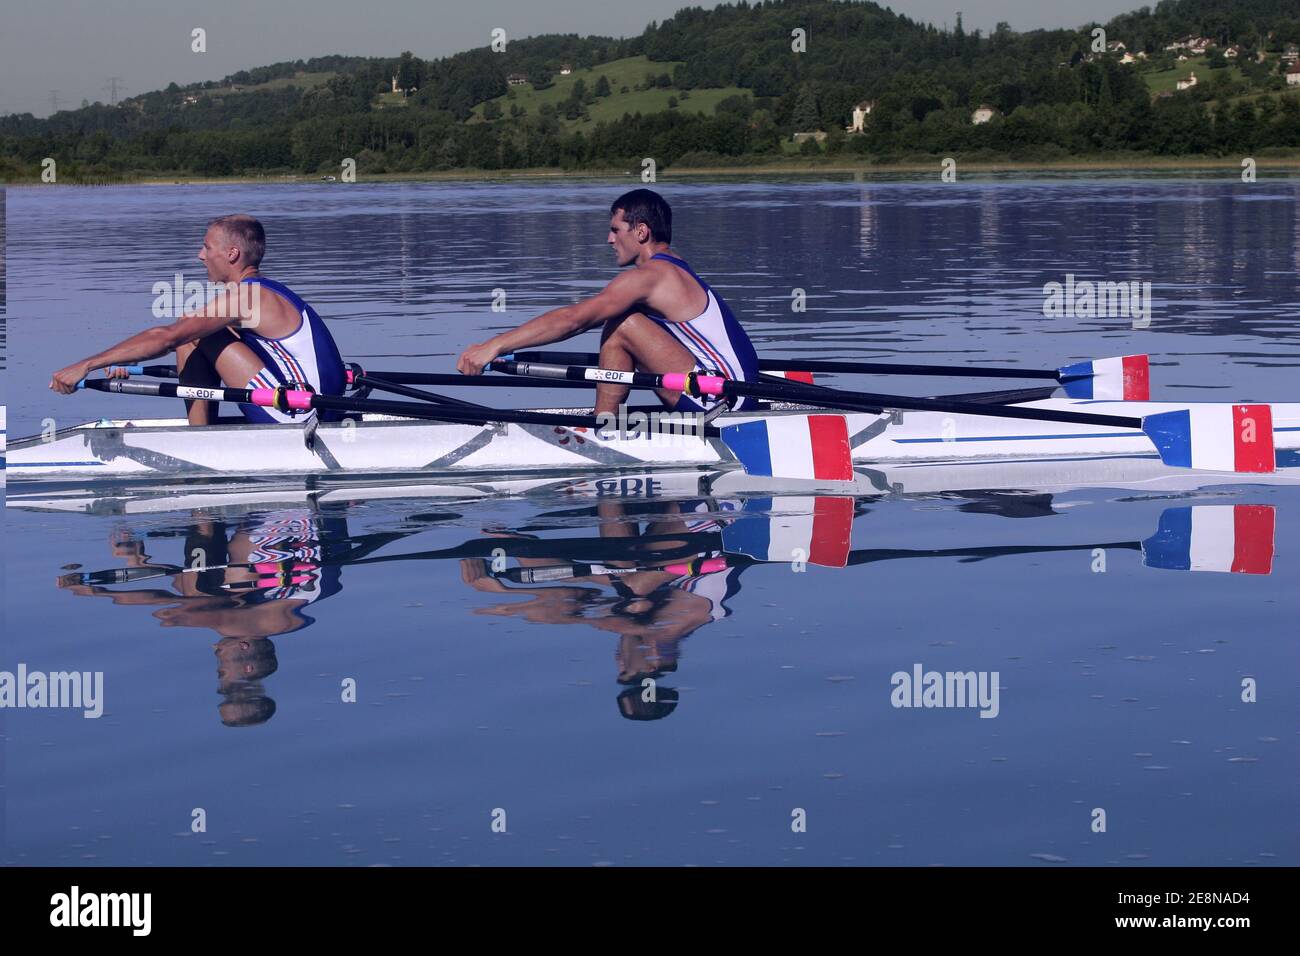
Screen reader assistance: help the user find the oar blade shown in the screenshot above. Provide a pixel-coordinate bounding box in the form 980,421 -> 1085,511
764,370 -> 816,385
1058,354 -> 1150,400
1143,404 -> 1276,473
1141,505 -> 1275,575
719,414 -> 854,481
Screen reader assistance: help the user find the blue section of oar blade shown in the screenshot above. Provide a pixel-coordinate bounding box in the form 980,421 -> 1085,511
1141,409 -> 1193,468
720,420 -> 774,477
1141,506 -> 1194,571
1056,360 -> 1094,398
719,498 -> 774,560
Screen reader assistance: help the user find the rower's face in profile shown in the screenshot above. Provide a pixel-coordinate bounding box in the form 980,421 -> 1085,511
198,226 -> 233,281
608,210 -> 640,267
198,226 -> 220,280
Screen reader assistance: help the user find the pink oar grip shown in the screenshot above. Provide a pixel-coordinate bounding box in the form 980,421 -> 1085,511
284,390 -> 314,411
694,375 -> 726,396
661,372 -> 688,391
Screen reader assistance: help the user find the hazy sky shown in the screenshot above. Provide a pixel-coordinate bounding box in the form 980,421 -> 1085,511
1,0 -> 1136,117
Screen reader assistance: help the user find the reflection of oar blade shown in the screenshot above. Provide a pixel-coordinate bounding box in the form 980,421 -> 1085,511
1142,505 -> 1276,575
720,496 -> 854,567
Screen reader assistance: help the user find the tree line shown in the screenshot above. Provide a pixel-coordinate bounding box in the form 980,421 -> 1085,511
3,0 -> 1300,180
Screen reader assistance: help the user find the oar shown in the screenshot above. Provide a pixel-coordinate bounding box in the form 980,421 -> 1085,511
77,377 -> 854,481
489,359 -> 1277,474
504,351 -> 1151,400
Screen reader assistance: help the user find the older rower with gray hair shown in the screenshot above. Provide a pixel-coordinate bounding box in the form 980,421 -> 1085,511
51,214 -> 346,424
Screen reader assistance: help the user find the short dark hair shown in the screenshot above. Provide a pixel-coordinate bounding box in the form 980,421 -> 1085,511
610,189 -> 671,244
208,214 -> 266,267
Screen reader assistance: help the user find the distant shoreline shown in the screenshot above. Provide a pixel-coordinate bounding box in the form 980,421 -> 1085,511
7,154 -> 1300,186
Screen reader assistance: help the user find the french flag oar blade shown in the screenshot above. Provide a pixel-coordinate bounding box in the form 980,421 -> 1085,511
1142,505 -> 1276,574
764,370 -> 816,385
1142,404 -> 1275,473
720,496 -> 855,567
1058,354 -> 1150,400
719,414 -> 854,481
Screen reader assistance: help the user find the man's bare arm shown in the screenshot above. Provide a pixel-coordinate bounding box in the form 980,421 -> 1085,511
50,293 -> 246,393
458,269 -> 653,374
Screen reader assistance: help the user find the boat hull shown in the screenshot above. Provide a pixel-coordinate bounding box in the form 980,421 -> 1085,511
8,400 -> 1300,482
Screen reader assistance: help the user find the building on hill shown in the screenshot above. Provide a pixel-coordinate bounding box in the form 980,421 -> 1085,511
1224,45 -> 1242,59
1166,36 -> 1213,54
1176,72 -> 1198,91
507,73 -> 529,86
559,65 -> 573,75
1107,41 -> 1126,53
792,131 -> 828,144
1288,63 -> 1300,86
971,104 -> 998,125
846,100 -> 874,133
1284,45 -> 1299,63
1121,52 -> 1136,64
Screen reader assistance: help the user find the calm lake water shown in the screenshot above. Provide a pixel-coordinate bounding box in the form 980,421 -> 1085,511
3,174 -> 1298,865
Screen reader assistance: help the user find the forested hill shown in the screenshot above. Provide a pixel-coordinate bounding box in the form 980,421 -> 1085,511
4,0 -> 1300,180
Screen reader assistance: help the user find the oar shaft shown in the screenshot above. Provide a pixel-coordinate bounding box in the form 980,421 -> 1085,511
508,350 -> 1061,380
759,359 -> 1061,379
80,377 -> 722,435
491,360 -> 1145,430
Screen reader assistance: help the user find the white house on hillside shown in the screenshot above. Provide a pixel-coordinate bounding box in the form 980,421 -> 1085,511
1176,72 -> 1198,91
847,100 -> 875,132
971,104 -> 998,124
1288,63 -> 1300,86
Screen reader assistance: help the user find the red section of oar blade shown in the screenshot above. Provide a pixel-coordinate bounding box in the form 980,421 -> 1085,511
807,496 -> 854,568
1122,355 -> 1150,401
1231,505 -> 1275,575
1232,404 -> 1275,473
784,371 -> 815,385
807,414 -> 854,481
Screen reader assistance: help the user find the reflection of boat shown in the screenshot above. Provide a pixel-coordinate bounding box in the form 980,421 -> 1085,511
10,396 -> 1300,482
9,453 -> 1299,518
44,478 -> 1279,727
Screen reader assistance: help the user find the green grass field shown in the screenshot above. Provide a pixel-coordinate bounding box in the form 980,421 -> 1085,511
470,55 -> 749,130
1143,56 -> 1244,94
224,71 -> 336,94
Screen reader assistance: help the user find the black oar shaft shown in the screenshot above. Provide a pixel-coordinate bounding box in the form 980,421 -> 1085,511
509,350 -> 1063,380
491,360 -> 1145,430
83,377 -> 723,435
759,359 -> 1061,379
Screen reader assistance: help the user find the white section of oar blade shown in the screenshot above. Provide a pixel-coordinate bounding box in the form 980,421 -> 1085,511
1089,357 -> 1125,400
766,501 -> 815,562
1188,404 -> 1237,471
768,417 -> 817,478
1188,506 -> 1236,573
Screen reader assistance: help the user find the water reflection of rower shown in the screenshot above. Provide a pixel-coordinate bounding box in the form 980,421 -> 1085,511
59,496 -> 1276,725
57,511 -> 355,726
460,498 -> 752,720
